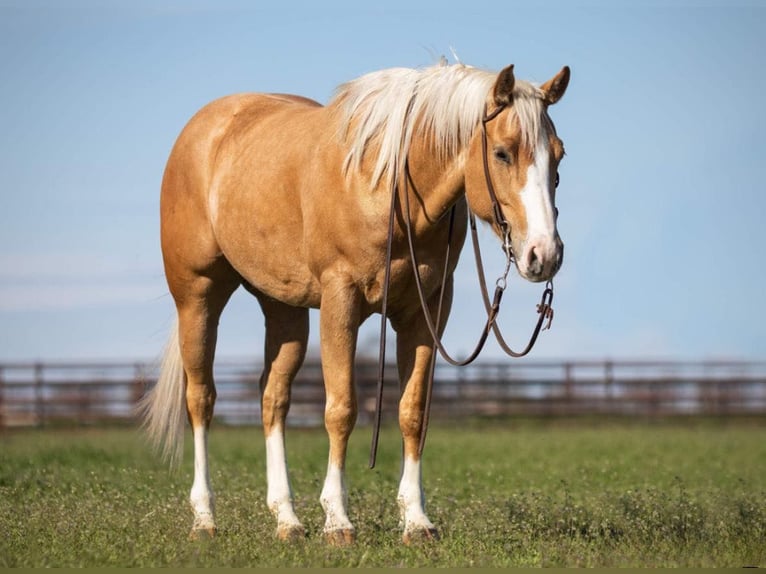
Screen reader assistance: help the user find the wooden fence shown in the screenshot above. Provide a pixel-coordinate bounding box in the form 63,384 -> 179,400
1,358 -> 765,428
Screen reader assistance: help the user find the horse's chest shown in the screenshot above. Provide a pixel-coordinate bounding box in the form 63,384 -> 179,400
359,254 -> 449,315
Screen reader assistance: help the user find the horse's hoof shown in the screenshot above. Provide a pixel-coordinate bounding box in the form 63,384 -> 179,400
276,523 -> 306,542
325,527 -> 356,546
189,526 -> 217,541
402,526 -> 440,545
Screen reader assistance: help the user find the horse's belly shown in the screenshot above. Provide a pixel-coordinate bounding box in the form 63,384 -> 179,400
236,256 -> 321,308
210,193 -> 321,308
221,230 -> 321,307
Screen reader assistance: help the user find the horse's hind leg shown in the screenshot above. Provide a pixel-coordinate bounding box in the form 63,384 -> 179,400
172,264 -> 239,539
257,296 -> 309,541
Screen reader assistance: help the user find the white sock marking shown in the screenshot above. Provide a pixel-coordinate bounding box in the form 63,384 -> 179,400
265,428 -> 302,529
320,462 -> 353,533
190,425 -> 215,529
397,456 -> 435,532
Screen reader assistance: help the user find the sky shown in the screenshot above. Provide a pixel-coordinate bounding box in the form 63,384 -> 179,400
0,0 -> 764,364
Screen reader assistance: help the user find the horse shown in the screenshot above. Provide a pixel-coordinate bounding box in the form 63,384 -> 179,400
140,60 -> 570,545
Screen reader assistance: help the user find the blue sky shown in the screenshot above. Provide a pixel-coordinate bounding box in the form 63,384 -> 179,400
1,0 -> 764,363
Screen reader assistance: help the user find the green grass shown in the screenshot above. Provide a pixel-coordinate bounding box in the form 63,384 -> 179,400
1,418 -> 765,567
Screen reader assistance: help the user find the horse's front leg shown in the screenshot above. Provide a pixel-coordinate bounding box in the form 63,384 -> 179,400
392,278 -> 453,544
318,278 -> 361,545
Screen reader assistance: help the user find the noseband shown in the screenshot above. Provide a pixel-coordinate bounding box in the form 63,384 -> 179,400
368,102 -> 556,468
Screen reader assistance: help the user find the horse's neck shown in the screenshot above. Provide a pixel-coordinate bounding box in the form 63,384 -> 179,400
402,138 -> 467,232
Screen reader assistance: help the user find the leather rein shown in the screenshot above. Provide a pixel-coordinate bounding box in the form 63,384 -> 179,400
369,103 -> 555,468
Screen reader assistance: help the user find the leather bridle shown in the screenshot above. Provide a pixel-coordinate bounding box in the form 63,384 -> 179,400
368,103 -> 555,468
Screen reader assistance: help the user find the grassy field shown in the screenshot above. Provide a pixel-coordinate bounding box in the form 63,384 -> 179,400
1,417 -> 765,567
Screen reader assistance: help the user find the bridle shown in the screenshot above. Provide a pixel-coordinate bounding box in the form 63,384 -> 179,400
368,102 -> 556,467
480,102 -> 515,260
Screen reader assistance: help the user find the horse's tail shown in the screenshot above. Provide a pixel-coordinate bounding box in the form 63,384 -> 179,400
137,319 -> 186,467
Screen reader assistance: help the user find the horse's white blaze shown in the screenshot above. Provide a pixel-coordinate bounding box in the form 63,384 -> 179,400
521,143 -> 556,240
320,463 -> 353,532
517,141 -> 558,275
397,456 -> 435,531
265,428 -> 302,528
189,425 -> 215,529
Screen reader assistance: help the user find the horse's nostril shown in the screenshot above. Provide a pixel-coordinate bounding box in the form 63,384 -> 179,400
526,246 -> 541,272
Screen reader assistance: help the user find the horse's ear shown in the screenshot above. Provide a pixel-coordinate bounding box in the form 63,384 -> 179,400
493,65 -> 515,106
541,66 -> 570,106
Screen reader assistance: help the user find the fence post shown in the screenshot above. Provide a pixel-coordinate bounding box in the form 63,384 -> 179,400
132,362 -> 146,413
564,362 -> 573,410
605,360 -> 614,408
0,365 -> 4,429
77,381 -> 86,427
34,363 -> 45,428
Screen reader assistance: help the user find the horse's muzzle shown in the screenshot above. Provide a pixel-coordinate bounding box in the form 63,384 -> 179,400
517,235 -> 564,282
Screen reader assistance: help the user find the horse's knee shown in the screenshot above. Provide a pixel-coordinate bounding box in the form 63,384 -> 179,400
261,384 -> 291,431
398,397 -> 424,440
261,390 -> 290,419
399,413 -> 422,442
325,396 -> 357,437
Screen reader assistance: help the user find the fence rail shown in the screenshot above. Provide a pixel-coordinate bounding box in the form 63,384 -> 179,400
1,358 -> 765,428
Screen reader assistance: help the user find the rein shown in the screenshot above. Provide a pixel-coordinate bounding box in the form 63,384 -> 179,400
368,104 -> 555,468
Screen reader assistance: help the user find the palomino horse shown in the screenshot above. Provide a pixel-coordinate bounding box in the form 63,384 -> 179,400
141,61 -> 569,544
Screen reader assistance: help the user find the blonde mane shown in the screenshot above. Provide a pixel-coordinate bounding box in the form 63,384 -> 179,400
331,62 -> 549,189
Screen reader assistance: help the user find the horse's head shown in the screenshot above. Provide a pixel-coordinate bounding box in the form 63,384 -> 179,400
465,65 -> 570,283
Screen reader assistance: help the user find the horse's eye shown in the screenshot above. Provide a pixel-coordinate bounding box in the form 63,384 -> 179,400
494,147 -> 511,165
555,171 -> 560,188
